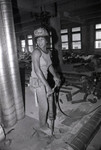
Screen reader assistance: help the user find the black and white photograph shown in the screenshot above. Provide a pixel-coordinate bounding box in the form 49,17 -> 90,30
0,0 -> 101,150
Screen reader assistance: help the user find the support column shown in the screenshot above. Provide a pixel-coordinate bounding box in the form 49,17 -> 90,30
50,15 -> 63,72
0,0 -> 24,127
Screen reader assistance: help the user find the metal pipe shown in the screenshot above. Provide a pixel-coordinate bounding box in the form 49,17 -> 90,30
0,34 -> 17,127
0,0 -> 24,127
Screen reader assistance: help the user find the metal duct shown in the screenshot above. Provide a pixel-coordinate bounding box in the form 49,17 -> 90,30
0,0 -> 24,127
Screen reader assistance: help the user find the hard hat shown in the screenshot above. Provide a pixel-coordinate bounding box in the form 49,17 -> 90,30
34,27 -> 49,38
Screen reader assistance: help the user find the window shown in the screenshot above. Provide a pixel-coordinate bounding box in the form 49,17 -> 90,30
49,32 -> 53,50
95,24 -> 101,49
27,35 -> 33,53
20,35 -> 34,53
21,40 -> 26,52
72,27 -> 81,49
61,29 -> 68,50
20,36 -> 26,52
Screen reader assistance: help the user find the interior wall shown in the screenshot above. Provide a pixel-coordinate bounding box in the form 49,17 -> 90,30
15,15 -> 101,71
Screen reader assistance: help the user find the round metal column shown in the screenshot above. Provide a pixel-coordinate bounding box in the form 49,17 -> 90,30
0,0 -> 24,127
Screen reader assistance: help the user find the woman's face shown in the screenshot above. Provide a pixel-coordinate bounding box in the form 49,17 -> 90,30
37,37 -> 46,49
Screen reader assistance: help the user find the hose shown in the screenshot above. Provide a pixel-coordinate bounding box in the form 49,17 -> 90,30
56,87 -> 101,119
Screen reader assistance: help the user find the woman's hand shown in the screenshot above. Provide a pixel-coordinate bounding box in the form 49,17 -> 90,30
54,76 -> 61,87
46,85 -> 53,97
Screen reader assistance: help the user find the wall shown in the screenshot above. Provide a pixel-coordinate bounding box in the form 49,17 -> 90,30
63,23 -> 101,55
15,17 -> 101,74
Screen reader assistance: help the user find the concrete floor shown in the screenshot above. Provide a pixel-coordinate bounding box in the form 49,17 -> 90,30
86,127 -> 101,150
1,85 -> 101,150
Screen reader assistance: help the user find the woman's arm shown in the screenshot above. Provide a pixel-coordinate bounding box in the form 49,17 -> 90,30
49,65 -> 61,87
48,65 -> 57,78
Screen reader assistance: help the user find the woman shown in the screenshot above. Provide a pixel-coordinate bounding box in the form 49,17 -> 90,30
30,27 -> 60,135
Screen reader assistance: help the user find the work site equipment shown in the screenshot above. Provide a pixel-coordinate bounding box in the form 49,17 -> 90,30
48,85 -> 61,136
48,93 -> 54,136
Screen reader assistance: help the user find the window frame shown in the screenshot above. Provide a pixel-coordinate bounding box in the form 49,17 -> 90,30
61,29 -> 69,50
27,34 -> 34,53
71,27 -> 82,50
49,32 -> 53,50
20,35 -> 26,53
95,23 -> 101,49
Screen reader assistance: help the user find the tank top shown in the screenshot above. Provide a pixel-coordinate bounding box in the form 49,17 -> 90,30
31,49 -> 52,80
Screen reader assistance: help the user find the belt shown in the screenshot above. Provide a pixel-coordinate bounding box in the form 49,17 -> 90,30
29,77 -> 43,88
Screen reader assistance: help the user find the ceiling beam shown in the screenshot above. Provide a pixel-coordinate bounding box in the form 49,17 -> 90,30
16,0 -> 58,10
